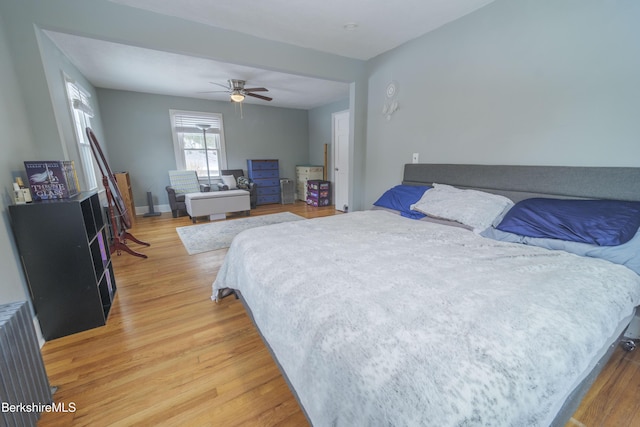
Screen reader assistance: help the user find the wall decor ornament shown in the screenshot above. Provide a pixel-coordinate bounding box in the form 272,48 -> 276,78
382,81 -> 399,120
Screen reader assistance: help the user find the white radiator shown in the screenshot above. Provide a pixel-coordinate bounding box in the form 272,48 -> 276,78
0,301 -> 53,426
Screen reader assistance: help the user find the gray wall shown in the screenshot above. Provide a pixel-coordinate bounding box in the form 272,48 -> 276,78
364,0 -> 640,206
97,89 -> 309,209
0,12 -> 37,305
38,31 -> 107,192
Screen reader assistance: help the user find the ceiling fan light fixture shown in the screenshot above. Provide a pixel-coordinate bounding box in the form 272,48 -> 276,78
230,91 -> 245,102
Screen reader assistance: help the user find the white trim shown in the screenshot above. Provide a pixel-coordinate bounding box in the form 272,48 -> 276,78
63,74 -> 98,191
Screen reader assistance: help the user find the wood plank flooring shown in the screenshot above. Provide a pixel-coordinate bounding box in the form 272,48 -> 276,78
37,202 -> 640,426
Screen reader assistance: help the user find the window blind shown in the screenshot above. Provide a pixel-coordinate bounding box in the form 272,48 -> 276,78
173,112 -> 221,134
67,80 -> 94,117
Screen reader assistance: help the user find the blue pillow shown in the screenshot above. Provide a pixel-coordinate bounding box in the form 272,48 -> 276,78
496,198 -> 640,246
481,226 -> 640,275
373,185 -> 431,219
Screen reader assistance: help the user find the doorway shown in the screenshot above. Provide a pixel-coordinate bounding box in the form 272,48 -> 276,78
332,110 -> 350,212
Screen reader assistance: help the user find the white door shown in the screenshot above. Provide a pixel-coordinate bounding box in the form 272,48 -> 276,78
332,110 -> 350,212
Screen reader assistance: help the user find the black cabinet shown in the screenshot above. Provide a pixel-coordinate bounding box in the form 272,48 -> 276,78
9,192 -> 117,341
247,159 -> 281,205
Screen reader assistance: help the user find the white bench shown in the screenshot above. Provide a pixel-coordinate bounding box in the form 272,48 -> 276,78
184,190 -> 250,223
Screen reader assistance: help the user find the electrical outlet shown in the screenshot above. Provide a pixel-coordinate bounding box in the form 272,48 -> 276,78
412,153 -> 419,163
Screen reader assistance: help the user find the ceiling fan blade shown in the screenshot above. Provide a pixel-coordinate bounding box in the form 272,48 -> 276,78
198,90 -> 230,93
209,82 -> 231,90
246,92 -> 273,101
243,87 -> 269,92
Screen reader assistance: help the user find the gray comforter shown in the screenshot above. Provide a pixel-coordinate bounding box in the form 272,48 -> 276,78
213,210 -> 640,426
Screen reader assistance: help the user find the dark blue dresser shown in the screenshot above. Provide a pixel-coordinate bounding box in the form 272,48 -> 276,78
247,159 -> 281,205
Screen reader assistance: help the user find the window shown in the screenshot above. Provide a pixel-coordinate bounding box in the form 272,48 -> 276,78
65,77 -> 98,191
170,110 -> 227,183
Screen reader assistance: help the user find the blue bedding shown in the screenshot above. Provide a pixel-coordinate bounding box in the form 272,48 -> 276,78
497,198 -> 640,246
372,184 -> 430,219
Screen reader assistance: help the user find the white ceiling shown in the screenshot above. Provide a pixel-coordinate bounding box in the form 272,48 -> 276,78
45,0 -> 495,110
109,0 -> 495,60
44,30 -> 351,110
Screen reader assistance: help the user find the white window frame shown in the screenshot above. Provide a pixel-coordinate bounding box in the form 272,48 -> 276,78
169,109 -> 227,183
64,76 -> 98,191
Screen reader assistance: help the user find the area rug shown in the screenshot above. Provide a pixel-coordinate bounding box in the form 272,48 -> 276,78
176,212 -> 305,255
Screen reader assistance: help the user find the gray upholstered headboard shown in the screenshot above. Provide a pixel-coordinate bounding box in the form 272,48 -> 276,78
402,164 -> 640,202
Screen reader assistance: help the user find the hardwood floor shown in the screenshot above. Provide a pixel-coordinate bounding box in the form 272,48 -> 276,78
37,202 -> 640,426
567,345 -> 640,427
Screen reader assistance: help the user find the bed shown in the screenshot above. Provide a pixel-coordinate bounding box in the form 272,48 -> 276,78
212,164 -> 640,426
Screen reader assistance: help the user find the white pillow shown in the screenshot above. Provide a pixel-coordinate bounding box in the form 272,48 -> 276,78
221,175 -> 237,189
410,183 -> 513,232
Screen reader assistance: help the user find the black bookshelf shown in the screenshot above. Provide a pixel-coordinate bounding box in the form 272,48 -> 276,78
9,191 -> 117,340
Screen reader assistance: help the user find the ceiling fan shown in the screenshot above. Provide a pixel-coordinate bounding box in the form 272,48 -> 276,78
205,79 -> 272,103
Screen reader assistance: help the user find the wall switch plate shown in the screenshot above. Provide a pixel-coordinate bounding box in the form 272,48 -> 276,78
412,153 -> 419,163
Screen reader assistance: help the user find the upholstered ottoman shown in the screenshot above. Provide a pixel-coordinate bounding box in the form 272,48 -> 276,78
185,190 -> 250,223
